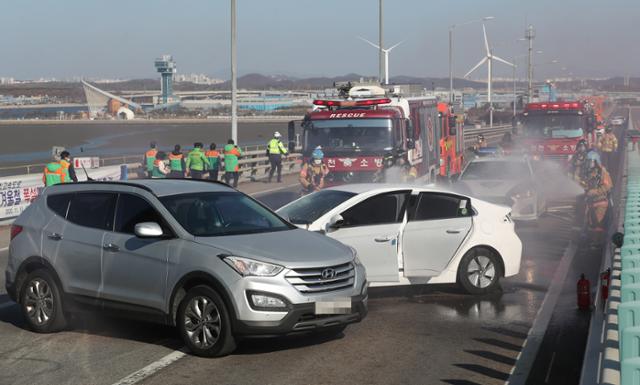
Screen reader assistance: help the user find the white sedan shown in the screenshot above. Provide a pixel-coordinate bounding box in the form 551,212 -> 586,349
277,185 -> 522,294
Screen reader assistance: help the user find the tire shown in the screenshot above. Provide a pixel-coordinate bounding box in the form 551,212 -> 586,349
20,269 -> 67,333
177,285 -> 236,357
457,248 -> 503,295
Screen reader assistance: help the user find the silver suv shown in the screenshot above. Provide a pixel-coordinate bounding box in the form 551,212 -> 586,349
5,180 -> 367,357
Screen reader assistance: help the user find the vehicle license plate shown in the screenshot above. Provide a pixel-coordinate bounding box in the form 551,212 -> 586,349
314,298 -> 351,314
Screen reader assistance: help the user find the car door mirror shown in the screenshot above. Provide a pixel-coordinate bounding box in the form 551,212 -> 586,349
326,214 -> 345,232
134,222 -> 164,238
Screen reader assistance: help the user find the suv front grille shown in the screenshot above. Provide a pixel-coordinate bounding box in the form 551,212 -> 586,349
286,262 -> 355,294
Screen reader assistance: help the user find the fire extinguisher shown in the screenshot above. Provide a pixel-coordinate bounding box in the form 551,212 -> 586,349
601,268 -> 611,302
577,273 -> 591,311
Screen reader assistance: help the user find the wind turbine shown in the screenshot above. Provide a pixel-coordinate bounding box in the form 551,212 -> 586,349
358,36 -> 403,85
464,24 -> 515,126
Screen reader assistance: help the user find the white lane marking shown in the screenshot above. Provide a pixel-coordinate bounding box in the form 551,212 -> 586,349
250,183 -> 299,197
111,349 -> 187,385
0,302 -> 16,310
544,351 -> 556,383
507,241 -> 577,385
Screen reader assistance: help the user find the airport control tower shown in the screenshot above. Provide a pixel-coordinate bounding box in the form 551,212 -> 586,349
154,55 -> 176,104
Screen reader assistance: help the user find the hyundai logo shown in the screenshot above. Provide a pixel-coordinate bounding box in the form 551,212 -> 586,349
321,268 -> 336,280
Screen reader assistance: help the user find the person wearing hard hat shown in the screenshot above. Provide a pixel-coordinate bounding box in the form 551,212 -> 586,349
597,126 -> 618,170
584,151 -> 612,232
267,131 -> 288,183
299,146 -> 329,195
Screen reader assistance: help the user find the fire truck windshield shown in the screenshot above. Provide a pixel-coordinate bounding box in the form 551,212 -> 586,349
305,118 -> 393,152
523,115 -> 584,139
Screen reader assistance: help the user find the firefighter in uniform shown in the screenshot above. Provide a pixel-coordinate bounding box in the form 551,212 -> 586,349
205,143 -> 220,181
168,145 -> 186,178
584,151 -> 613,232
299,147 -> 329,195
267,131 -> 288,183
597,126 -> 618,170
569,139 -> 589,183
144,142 -> 158,178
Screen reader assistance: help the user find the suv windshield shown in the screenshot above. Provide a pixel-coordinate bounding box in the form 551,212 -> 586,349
461,161 -> 530,181
523,115 -> 584,139
278,190 -> 356,225
160,192 -> 293,236
305,118 -> 393,152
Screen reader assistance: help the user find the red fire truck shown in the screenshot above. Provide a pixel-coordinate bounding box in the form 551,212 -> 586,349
520,101 -> 596,162
287,85 -> 464,183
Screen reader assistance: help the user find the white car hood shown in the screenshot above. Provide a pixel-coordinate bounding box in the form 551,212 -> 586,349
458,179 -> 521,198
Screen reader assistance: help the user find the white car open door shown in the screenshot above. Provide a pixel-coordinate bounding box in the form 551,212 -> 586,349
326,191 -> 410,282
402,193 -> 472,276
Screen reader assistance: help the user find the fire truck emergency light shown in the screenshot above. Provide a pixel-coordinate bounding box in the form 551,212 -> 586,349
526,102 -> 582,111
313,98 -> 392,107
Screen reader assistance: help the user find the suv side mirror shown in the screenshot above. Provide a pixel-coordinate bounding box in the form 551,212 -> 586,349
288,121 -> 296,152
326,214 -> 344,232
134,222 -> 164,238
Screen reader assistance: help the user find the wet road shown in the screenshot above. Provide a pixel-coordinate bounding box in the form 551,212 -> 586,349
0,188 -> 581,385
2,108 -> 633,384
0,121 -> 287,166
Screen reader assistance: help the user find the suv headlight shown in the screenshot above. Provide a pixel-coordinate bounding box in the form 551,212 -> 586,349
223,256 -> 284,277
349,246 -> 363,266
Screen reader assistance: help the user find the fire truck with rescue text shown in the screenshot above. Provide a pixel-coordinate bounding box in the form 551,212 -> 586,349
287,85 -> 464,184
520,101 -> 596,163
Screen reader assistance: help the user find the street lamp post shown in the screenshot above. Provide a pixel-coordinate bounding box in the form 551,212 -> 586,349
448,16 -> 494,106
525,25 -> 535,103
379,0 -> 384,84
231,0 -> 238,144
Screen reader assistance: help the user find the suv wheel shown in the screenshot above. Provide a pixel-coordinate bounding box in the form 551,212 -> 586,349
177,285 -> 236,357
458,248 -> 502,295
20,269 -> 67,332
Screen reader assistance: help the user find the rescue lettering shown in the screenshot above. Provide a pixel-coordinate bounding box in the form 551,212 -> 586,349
329,112 -> 366,119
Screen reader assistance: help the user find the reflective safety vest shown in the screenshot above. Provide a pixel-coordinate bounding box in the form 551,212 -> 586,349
151,159 -> 166,178
145,149 -> 158,171
43,162 -> 66,187
599,133 -> 618,153
224,144 -> 242,172
268,138 -> 288,155
168,153 -> 184,171
205,150 -> 220,170
59,159 -> 72,182
186,148 -> 209,171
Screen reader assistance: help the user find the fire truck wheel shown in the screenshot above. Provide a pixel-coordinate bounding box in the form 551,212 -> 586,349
457,247 -> 503,295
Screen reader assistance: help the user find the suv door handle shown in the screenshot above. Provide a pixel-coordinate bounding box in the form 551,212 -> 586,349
446,229 -> 465,234
47,233 -> 62,241
103,243 -> 120,252
374,236 -> 393,242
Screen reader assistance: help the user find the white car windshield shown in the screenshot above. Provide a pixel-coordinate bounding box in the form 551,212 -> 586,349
278,190 -> 357,225
461,161 -> 530,181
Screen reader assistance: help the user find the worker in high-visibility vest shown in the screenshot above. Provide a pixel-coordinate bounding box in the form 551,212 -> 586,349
144,142 -> 158,178
205,143 -> 221,181
42,161 -> 67,187
267,131 -> 288,183
597,126 -> 618,170
223,139 -> 243,187
59,151 -> 78,183
168,144 -> 186,178
185,142 -> 210,179
151,151 -> 170,178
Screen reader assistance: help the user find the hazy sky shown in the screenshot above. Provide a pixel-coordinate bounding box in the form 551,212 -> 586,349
1,0 -> 637,80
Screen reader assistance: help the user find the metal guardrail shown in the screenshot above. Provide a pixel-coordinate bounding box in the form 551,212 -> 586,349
463,124 -> 513,148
